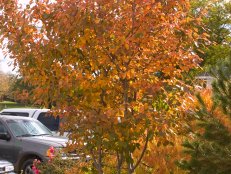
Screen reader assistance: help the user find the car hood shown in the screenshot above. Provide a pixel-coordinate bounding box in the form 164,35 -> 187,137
21,135 -> 68,147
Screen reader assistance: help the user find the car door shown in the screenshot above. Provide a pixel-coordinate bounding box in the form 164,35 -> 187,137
0,120 -> 20,164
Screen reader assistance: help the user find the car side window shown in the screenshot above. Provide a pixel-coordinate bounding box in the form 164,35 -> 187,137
0,122 -> 7,134
37,113 -> 60,131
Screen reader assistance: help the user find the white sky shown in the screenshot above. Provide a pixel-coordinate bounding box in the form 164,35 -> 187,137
0,50 -> 15,74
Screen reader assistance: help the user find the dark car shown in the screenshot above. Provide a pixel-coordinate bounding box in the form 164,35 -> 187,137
0,158 -> 15,174
0,116 -> 72,174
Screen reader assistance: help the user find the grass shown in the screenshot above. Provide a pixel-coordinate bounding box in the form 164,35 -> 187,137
0,101 -> 32,110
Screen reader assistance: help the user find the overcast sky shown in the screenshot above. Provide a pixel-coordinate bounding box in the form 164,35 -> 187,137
0,50 -> 15,74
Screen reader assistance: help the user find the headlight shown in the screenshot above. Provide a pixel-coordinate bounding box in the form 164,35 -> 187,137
46,146 -> 87,161
5,165 -> 14,172
46,146 -> 78,160
0,165 -> 14,173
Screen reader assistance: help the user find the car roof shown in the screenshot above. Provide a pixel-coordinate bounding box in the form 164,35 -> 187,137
0,115 -> 37,121
0,108 -> 49,112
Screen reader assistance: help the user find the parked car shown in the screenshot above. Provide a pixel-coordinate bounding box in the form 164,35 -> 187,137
0,108 -> 60,133
0,158 -> 15,174
0,115 -> 77,174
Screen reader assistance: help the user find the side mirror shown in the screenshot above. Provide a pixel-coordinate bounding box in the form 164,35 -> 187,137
0,132 -> 11,141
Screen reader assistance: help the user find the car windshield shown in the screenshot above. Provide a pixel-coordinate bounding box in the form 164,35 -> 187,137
6,119 -> 52,137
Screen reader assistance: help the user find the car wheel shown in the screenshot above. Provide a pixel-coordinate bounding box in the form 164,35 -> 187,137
21,159 -> 35,174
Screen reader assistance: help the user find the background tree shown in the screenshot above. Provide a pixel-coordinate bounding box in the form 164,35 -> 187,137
191,0 -> 231,70
178,54 -> 231,173
0,0 -> 202,173
9,76 -> 34,105
0,71 -> 15,101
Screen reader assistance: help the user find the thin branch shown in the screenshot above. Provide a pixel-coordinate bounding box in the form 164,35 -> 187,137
89,147 -> 103,174
132,130 -> 150,172
98,143 -> 103,173
90,149 -> 100,172
116,151 -> 123,174
100,89 -> 107,107
141,162 -> 154,169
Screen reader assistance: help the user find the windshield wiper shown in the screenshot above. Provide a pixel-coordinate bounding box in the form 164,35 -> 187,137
36,133 -> 52,136
16,134 -> 36,137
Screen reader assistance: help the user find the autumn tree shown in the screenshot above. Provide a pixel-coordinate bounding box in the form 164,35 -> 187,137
190,0 -> 231,69
0,0 -> 202,173
0,71 -> 32,104
0,71 -> 15,101
9,76 -> 34,104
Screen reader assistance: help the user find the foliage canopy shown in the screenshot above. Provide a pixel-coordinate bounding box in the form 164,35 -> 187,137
0,0 -> 202,173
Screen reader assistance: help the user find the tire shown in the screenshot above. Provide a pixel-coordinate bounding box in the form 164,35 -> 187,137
21,159 -> 35,174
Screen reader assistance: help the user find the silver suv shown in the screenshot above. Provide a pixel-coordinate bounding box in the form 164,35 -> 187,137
0,109 -> 59,133
0,116 -> 70,174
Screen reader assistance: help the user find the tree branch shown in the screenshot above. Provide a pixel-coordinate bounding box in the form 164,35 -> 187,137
132,130 -> 150,172
116,151 -> 123,174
